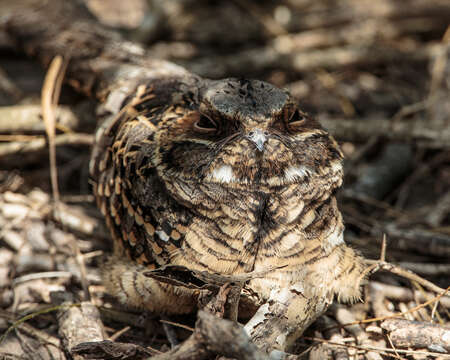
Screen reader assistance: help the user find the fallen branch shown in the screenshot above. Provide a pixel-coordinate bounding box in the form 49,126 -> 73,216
0,105 -> 79,133
332,305 -> 383,360
57,301 -> 106,360
364,260 -> 447,295
72,310 -> 271,360
381,318 -> 450,353
181,41 -> 444,78
151,310 -> 269,360
370,281 -> 450,309
302,336 -> 449,359
397,262 -> 450,278
2,0 -> 190,114
316,316 -> 350,360
72,340 -> 154,360
320,114 -> 450,149
0,132 -> 93,157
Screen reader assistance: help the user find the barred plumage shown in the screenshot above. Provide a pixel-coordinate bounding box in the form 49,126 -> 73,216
90,76 -> 364,316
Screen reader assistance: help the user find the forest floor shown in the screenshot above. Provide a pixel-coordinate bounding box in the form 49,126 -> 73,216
0,0 -> 449,359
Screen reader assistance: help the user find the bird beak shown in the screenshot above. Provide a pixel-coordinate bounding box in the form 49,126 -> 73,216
247,129 -> 267,152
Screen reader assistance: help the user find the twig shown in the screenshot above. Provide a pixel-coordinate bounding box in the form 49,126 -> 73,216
12,271 -> 72,286
333,306 -> 383,360
369,281 -> 450,309
365,260 -> 447,295
397,262 -> 450,277
108,326 -> 131,342
0,66 -> 23,101
231,0 -> 288,36
41,55 -> 65,207
394,151 -> 450,209
379,234 -> 387,262
381,318 -> 450,352
302,336 -> 450,358
0,304 -> 81,345
0,105 -> 79,133
320,113 -> 450,148
0,133 -> 94,157
0,135 -> 40,141
160,315 -> 179,348
57,301 -> 106,358
317,316 -> 349,360
334,286 -> 450,329
385,333 -> 402,360
159,320 -> 194,333
71,234 -> 91,302
0,310 -> 61,348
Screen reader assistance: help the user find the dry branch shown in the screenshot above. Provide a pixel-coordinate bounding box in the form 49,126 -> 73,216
183,43 -> 443,78
320,114 -> 450,149
303,335 -> 450,359
370,281 -> 450,309
57,301 -> 106,360
72,340 -> 154,360
316,315 -> 350,360
379,224 -> 450,259
381,318 -> 450,353
0,105 -> 79,133
70,310 -> 271,360
2,0 -> 190,117
0,133 -> 93,157
332,305 -> 383,360
397,262 -> 450,278
244,287 -> 331,354
151,310 -> 269,360
0,309 -> 64,359
283,0 -> 450,34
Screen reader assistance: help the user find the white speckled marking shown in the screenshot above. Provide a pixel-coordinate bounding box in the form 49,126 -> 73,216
323,228 -> 345,253
290,282 -> 305,294
284,165 -> 311,182
209,165 -> 235,183
331,160 -> 343,173
329,230 -> 344,247
156,230 -> 170,242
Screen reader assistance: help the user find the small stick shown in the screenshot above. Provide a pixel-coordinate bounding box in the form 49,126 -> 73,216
41,55 -> 65,207
365,260 -> 446,295
379,234 -> 387,262
302,336 -> 450,359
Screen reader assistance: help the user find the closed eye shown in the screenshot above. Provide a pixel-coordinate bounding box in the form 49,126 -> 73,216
288,109 -> 307,127
193,113 -> 218,134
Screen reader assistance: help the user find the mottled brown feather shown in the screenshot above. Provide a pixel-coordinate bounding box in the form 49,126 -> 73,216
90,77 -> 365,314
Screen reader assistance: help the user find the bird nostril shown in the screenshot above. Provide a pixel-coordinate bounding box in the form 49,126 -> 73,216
248,131 -> 254,137
263,131 -> 269,136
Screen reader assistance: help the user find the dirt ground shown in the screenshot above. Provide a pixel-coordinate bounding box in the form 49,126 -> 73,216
0,0 -> 449,359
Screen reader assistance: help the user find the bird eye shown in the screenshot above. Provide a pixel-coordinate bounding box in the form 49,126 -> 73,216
193,114 -> 218,134
288,109 -> 307,127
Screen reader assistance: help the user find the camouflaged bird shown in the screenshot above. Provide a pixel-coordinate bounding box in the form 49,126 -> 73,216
90,76 -> 364,319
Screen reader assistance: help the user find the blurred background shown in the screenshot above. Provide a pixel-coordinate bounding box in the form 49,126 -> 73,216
0,0 -> 449,358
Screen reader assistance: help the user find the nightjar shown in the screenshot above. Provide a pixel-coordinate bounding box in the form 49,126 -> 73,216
90,76 -> 364,320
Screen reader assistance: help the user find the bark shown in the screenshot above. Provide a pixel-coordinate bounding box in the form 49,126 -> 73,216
57,301 -> 106,360
381,318 -> 450,353
152,310 -> 269,360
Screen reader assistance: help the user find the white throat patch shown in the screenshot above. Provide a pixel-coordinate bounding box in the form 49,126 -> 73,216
208,165 -> 236,183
